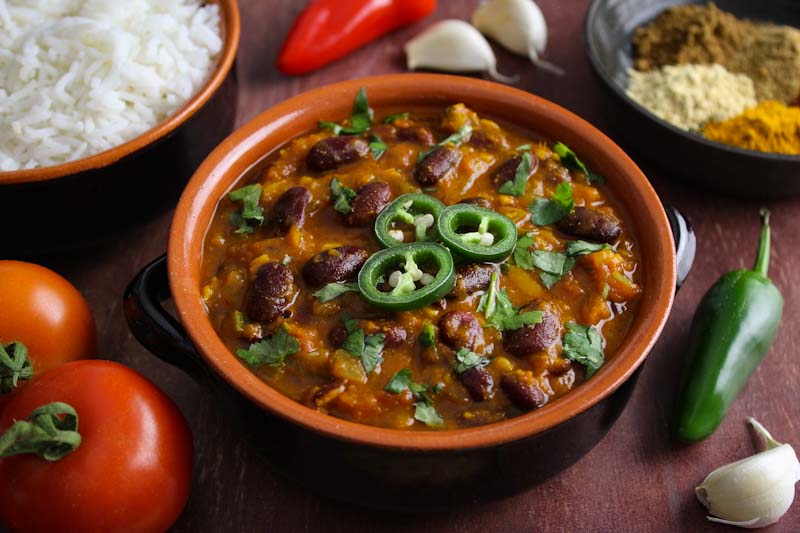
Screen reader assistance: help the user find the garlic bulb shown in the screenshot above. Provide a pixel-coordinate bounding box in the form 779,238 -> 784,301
472,0 -> 564,76
404,19 -> 516,83
696,418 -> 800,528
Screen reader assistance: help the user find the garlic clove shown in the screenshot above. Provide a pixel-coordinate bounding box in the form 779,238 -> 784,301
695,418 -> 800,529
472,0 -> 564,76
404,19 -> 517,83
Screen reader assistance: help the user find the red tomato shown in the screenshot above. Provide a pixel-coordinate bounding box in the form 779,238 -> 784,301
0,360 -> 193,533
0,260 -> 97,372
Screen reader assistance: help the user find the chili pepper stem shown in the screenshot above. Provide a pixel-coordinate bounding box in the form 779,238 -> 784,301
754,209 -> 771,277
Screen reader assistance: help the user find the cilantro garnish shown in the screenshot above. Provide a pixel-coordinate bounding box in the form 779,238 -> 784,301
235,327 -> 300,368
384,368 -> 444,428
515,236 -> 612,288
419,321 -> 436,347
499,151 -> 533,197
383,112 -> 410,124
515,144 -> 532,152
340,313 -> 385,374
228,184 -> 264,234
417,124 -> 472,163
477,272 -> 543,331
553,142 -> 605,184
454,348 -> 490,374
562,323 -> 605,378
369,134 -> 388,159
319,86 -> 373,135
330,178 -> 357,215
529,181 -> 574,226
312,282 -> 360,303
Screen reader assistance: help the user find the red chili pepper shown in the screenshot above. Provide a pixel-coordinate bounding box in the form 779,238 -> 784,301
277,0 -> 437,75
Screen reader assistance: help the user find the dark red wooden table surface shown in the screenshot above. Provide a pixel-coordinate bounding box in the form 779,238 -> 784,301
39,1 -> 799,531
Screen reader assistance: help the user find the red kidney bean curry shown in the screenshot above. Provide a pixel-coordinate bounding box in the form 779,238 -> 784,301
200,89 -> 642,430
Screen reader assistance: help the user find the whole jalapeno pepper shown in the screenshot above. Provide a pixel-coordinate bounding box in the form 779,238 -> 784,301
436,204 -> 517,262
358,243 -> 455,311
374,193 -> 445,248
676,209 -> 783,442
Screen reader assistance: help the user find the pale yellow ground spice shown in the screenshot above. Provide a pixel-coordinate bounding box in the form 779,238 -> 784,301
626,64 -> 757,131
702,101 -> 800,155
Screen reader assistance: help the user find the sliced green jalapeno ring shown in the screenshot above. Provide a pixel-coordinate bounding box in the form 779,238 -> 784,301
357,243 -> 455,311
437,204 -> 518,261
374,193 -> 446,248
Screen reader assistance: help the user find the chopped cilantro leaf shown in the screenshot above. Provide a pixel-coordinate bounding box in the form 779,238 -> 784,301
513,233 -> 536,270
432,382 -> 445,394
566,240 -> 612,256
499,151 -> 533,197
515,144 -> 532,152
419,321 -> 436,347
553,142 -> 605,184
562,323 -> 605,378
369,134 -> 388,159
417,124 -> 472,163
383,112 -> 410,124
385,368 -> 413,394
414,403 -> 444,428
530,250 -> 576,289
235,327 -> 299,368
384,368 -> 445,428
312,282 -> 360,302
529,182 -> 574,226
340,313 -> 385,374
330,178 -> 357,215
318,86 -> 373,135
454,348 -> 490,374
228,184 -> 264,234
477,272 -> 543,331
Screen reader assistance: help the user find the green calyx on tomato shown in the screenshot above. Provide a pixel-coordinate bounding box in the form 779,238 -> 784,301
358,243 -> 455,311
0,402 -> 81,461
374,193 -> 446,248
437,204 -> 517,262
0,341 -> 33,394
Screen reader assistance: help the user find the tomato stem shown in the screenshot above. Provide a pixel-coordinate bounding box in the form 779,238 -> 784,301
0,402 -> 81,461
0,341 -> 33,394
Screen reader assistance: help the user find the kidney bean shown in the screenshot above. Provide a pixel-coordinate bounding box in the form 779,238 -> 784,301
461,366 -> 494,401
449,263 -> 495,299
468,130 -> 494,149
329,320 -> 407,349
345,182 -> 391,226
492,154 -> 537,188
397,126 -> 434,146
245,262 -> 297,324
503,301 -> 561,357
308,379 -> 347,408
556,206 -> 621,244
307,136 -> 369,172
415,146 -> 462,186
459,196 -> 493,210
303,246 -> 368,287
438,311 -> 484,351
501,371 -> 547,410
270,187 -> 310,234
370,124 -> 397,141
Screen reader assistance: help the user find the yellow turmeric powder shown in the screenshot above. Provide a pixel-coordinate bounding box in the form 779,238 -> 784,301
702,101 -> 800,155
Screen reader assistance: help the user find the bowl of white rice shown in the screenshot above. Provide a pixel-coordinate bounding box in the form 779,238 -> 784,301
0,0 -> 239,255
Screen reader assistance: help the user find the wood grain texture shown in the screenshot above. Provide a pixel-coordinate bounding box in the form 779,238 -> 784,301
34,0 -> 799,531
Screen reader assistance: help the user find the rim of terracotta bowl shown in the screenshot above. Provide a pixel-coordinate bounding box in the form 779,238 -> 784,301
0,0 -> 240,185
169,74 -> 676,452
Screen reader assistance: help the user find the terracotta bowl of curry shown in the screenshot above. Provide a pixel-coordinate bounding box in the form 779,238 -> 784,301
0,0 -> 240,257
125,74 -> 690,510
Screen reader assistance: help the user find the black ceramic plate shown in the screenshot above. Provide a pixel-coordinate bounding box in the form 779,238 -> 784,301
585,0 -> 800,198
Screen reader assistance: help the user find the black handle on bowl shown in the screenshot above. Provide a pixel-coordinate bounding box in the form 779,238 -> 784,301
664,205 -> 696,290
123,255 -> 211,383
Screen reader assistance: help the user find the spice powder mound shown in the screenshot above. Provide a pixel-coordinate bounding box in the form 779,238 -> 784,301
626,63 -> 757,131
702,101 -> 800,155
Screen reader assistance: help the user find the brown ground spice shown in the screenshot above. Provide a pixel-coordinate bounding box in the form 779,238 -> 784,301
633,3 -> 800,103
632,3 -> 751,71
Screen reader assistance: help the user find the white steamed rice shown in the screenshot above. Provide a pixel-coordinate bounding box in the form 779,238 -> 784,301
0,0 -> 222,171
